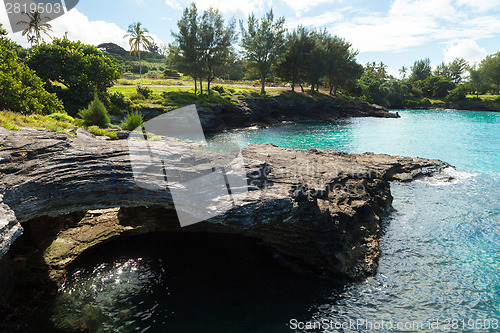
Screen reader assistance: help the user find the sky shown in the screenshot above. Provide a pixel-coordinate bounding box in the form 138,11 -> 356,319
1,0 -> 500,77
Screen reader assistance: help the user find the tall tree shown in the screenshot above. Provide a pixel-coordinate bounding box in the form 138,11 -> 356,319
304,30 -> 327,94
124,22 -> 153,78
410,58 -> 432,82
323,35 -> 363,95
480,53 -> 500,94
240,9 -> 286,95
467,65 -> 489,97
16,10 -> 52,46
277,26 -> 314,92
171,3 -> 202,93
199,8 -> 236,92
434,58 -> 468,83
399,66 -> 408,79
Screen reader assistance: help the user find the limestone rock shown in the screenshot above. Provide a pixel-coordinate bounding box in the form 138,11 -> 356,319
0,127 -> 450,281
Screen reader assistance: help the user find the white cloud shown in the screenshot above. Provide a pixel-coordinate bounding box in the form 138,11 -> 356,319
0,6 -> 164,50
443,39 -> 487,64
333,14 -> 438,52
165,0 -> 183,10
291,0 -> 500,54
286,9 -> 346,28
281,0 -> 339,15
390,0 -> 458,20
165,0 -> 265,15
455,0 -> 500,12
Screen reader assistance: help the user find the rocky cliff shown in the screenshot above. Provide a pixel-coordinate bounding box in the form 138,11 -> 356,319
0,127 -> 449,286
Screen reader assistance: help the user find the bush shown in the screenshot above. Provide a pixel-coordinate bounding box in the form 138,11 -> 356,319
445,85 -> 468,102
164,68 -> 181,78
26,38 -> 120,114
403,99 -> 421,107
211,85 -> 225,94
120,112 -> 144,131
78,94 -> 110,128
0,25 -> 64,114
48,113 -> 75,123
109,91 -> 131,115
87,126 -> 118,140
136,85 -> 153,99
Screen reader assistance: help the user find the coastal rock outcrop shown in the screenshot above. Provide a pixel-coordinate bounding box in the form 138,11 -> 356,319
0,127 -> 449,285
200,96 -> 398,131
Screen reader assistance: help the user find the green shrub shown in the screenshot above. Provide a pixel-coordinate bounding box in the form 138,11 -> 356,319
120,112 -> 144,131
26,38 -> 120,114
421,98 -> 432,106
78,94 -> 110,128
445,85 -> 468,102
48,113 -> 75,123
164,68 -> 181,78
87,126 -> 118,140
109,91 -> 131,115
0,25 -> 64,115
403,99 -> 420,107
212,85 -> 225,94
136,85 -> 153,99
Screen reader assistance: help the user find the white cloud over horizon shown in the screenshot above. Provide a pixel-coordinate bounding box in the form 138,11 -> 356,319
291,0 -> 500,56
165,0 -> 265,16
443,39 -> 488,65
0,4 -> 164,51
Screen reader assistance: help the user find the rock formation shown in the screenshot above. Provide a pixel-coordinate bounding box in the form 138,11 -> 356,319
139,96 -> 399,132
0,127 -> 449,285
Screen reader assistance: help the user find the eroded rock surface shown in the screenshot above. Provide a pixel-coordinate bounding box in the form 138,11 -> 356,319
0,127 -> 450,283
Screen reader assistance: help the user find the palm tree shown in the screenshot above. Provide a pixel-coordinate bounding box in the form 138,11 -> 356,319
27,35 -> 37,47
399,66 -> 408,79
17,11 -> 52,46
124,22 -> 153,78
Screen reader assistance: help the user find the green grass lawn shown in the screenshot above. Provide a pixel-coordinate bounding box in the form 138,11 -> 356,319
466,94 -> 500,101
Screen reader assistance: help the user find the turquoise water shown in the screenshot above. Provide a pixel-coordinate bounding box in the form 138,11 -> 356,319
54,110 -> 500,332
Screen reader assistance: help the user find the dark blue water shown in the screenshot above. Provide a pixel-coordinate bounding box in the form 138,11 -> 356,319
53,110 -> 500,332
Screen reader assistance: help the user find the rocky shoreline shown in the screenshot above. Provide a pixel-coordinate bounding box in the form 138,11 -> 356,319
0,127 -> 449,281
138,95 -> 399,132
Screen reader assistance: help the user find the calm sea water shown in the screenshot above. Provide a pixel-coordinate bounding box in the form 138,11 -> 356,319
53,110 -> 500,332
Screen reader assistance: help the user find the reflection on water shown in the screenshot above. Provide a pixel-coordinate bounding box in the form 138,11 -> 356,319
52,233 -> 342,332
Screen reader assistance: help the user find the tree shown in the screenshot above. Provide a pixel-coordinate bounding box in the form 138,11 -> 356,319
479,53 -> 500,94
16,10 -> 52,46
323,35 -> 363,95
304,30 -> 327,94
277,26 -> 315,92
124,22 -> 153,78
410,58 -> 432,82
434,58 -> 468,83
376,62 -> 388,80
399,66 -> 408,79
26,39 -> 121,114
447,58 -> 469,84
0,24 -> 63,114
199,8 -> 236,91
171,3 -> 202,93
467,65 -> 489,97
240,9 -> 286,95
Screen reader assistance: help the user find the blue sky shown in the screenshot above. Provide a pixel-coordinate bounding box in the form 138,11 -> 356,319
2,0 -> 500,77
